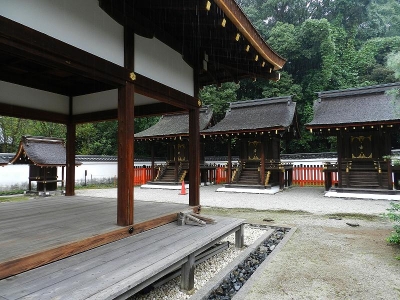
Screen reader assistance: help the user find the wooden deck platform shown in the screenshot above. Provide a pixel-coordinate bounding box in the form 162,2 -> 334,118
0,195 -> 191,279
0,215 -> 244,300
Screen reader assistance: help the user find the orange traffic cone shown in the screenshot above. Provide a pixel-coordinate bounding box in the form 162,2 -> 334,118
179,180 -> 187,195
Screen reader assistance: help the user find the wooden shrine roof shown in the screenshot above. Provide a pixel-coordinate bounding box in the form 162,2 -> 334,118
99,0 -> 286,86
306,82 -> 400,129
135,106 -> 214,139
9,136 -> 81,167
0,154 -> 11,166
202,96 -> 299,137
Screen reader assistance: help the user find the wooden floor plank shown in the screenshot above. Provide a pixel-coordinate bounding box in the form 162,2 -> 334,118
0,217 -> 243,300
0,196 -> 189,278
1,225 -> 188,298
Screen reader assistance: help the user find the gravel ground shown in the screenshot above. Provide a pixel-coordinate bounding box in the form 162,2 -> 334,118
76,186 -> 400,299
77,185 -> 393,215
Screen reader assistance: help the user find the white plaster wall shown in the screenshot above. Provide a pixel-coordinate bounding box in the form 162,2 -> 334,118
0,163 -> 118,190
0,165 -> 29,188
0,81 -> 69,114
134,35 -> 194,96
74,162 -> 118,183
0,0 -> 124,66
73,90 -> 162,114
73,90 -> 118,114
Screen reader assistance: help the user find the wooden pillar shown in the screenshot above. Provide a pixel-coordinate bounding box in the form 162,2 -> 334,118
189,108 -> 200,206
151,142 -> 155,181
65,121 -> 76,196
235,224 -> 244,248
61,166 -> 65,189
174,139 -> 179,182
117,82 -> 134,226
387,159 -> 393,190
260,138 -> 265,185
181,253 -> 195,293
227,137 -> 232,184
337,132 -> 343,188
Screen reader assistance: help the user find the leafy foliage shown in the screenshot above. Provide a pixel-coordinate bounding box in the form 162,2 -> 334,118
383,202 -> 400,258
199,82 -> 239,122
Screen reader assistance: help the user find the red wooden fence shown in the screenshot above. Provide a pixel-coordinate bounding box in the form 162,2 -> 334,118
132,165 -> 338,187
292,164 -> 338,187
215,167 -> 227,184
132,166 -> 228,186
133,167 -> 153,186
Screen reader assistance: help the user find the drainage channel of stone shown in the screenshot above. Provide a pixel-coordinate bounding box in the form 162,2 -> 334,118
131,224 -> 296,300
192,224 -> 295,300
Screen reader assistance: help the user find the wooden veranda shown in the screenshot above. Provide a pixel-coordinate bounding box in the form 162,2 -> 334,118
0,196 -> 244,299
0,195 -> 194,280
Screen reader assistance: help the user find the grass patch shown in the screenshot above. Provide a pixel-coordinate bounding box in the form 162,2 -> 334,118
0,195 -> 30,203
201,207 -> 311,215
325,213 -> 380,221
0,189 -> 25,196
75,183 -> 116,190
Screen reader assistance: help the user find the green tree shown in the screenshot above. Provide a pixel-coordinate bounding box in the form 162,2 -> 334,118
387,51 -> 400,78
0,117 -> 32,152
199,82 -> 239,122
30,121 -> 66,139
357,37 -> 400,85
358,0 -> 400,41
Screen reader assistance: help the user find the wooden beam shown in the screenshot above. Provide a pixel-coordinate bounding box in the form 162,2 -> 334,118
135,103 -> 186,117
0,16 -> 129,87
213,0 -> 286,71
188,108 -> 200,206
0,102 -> 68,123
117,82 -> 134,226
134,73 -> 199,110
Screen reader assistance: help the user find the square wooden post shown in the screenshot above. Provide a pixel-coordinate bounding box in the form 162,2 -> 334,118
189,108 -> 200,206
117,82 -> 134,226
181,253 -> 195,293
65,122 -> 76,196
174,139 -> 179,182
227,137 -> 232,184
151,142 -> 155,181
260,138 -> 265,185
235,224 -> 244,248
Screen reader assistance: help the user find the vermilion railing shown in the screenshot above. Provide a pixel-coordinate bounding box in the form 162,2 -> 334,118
292,164 -> 338,187
133,167 -> 154,186
132,165 -> 339,187
215,167 -> 227,184
132,166 -> 229,186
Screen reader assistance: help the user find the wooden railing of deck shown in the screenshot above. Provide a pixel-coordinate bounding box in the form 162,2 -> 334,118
292,164 -> 338,187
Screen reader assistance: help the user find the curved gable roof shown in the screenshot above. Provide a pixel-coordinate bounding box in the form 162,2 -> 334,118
306,82 -> 400,128
202,96 -> 298,136
9,136 -> 81,167
135,106 -> 214,139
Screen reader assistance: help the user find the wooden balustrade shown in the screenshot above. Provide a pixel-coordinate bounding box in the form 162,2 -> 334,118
292,164 -> 338,187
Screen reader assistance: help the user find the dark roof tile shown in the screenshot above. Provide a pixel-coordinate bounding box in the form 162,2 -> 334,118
9,136 -> 81,166
202,96 -> 297,133
307,82 -> 400,127
135,106 -> 213,138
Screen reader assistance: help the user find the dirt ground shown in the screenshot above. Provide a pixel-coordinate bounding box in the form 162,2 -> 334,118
200,207 -> 400,300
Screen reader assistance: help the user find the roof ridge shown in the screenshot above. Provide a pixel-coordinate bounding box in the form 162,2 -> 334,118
229,96 -> 293,109
317,82 -> 400,99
